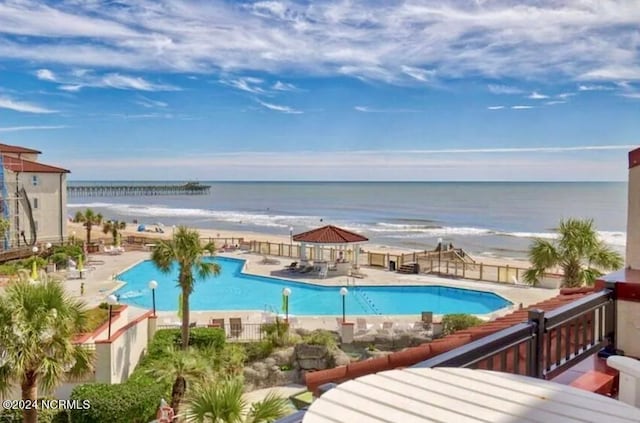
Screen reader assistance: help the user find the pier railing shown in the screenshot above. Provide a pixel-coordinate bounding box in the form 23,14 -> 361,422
68,182 -> 210,197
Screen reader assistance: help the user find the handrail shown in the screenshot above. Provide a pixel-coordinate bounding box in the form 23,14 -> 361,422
413,288 -> 615,380
545,289 -> 612,329
413,323 -> 535,369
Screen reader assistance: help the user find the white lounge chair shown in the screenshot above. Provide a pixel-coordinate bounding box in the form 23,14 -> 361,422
356,318 -> 373,333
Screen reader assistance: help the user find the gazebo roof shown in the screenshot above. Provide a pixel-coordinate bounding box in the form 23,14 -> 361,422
293,225 -> 368,244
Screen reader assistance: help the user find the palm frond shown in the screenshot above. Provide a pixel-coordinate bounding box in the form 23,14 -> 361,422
245,391 -> 290,423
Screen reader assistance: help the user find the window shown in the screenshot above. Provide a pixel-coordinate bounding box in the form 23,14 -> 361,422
33,198 -> 38,209
31,175 -> 39,186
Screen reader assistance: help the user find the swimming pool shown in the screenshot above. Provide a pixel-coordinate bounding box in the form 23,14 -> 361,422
115,257 -> 511,315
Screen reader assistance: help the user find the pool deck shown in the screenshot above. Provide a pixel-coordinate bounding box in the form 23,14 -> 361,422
60,250 -> 560,331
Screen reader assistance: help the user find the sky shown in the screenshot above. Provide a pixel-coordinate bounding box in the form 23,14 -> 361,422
0,0 -> 639,181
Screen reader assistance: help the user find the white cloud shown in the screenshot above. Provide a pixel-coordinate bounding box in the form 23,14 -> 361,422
487,85 -> 524,95
0,125 -> 67,132
221,78 -> 267,94
401,66 -> 435,82
257,100 -> 302,114
354,106 -> 421,113
0,1 -> 637,84
528,91 -> 549,100
0,96 -> 57,113
512,105 -> 533,109
136,96 -> 168,108
35,69 -> 178,92
35,68 -> 57,81
556,92 -> 576,99
578,84 -> 612,91
545,100 -> 566,105
487,106 -> 504,110
272,81 -> 297,91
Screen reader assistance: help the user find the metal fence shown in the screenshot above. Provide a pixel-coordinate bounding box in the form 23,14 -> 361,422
413,287 -> 614,380
156,322 -> 266,342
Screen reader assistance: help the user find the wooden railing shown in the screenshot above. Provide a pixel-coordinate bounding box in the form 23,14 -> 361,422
413,288 -> 614,379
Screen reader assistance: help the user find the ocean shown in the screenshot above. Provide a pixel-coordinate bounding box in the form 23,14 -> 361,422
67,181 -> 628,259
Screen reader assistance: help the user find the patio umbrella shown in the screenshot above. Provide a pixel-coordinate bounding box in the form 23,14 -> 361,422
77,254 -> 84,272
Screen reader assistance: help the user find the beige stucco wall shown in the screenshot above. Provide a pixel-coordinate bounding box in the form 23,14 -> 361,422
627,165 -> 640,269
3,170 -> 67,247
616,299 -> 640,358
95,316 -> 150,384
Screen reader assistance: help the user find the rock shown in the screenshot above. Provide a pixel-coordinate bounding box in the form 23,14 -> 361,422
271,347 -> 294,366
264,357 -> 277,368
332,348 -> 352,366
294,344 -> 331,371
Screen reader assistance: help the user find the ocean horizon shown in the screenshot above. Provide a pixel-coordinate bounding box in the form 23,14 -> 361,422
67,181 -> 628,260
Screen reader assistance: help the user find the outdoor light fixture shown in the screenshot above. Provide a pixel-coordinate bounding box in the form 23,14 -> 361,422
32,246 -> 38,254
107,294 -> 118,339
282,287 -> 291,323
340,287 -> 348,324
148,280 -> 158,316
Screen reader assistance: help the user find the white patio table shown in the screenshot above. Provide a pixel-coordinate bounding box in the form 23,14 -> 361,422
302,367 -> 640,423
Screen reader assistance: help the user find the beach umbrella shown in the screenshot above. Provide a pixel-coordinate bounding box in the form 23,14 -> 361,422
77,254 -> 84,272
177,293 -> 183,319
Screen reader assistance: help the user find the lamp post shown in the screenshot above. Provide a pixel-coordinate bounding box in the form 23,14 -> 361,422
289,226 -> 294,256
107,294 -> 118,339
340,287 -> 348,324
148,280 -> 158,316
282,287 -> 291,323
437,237 -> 443,276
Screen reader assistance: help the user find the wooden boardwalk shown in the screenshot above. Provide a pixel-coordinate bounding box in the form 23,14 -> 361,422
67,182 -> 211,197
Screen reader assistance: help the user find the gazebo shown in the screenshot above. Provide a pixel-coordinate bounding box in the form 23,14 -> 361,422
292,225 -> 368,274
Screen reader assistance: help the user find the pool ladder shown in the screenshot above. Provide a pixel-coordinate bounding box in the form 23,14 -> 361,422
351,285 -> 382,316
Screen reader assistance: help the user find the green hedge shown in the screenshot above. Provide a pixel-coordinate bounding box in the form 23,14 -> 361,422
442,314 -> 483,336
69,382 -> 165,423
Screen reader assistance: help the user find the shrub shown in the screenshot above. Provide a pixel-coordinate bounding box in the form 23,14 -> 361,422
261,319 -> 290,348
186,327 -> 226,351
216,344 -> 248,377
441,314 -> 483,336
243,340 -> 274,362
83,306 -> 109,332
69,382 -> 166,423
301,330 -> 337,349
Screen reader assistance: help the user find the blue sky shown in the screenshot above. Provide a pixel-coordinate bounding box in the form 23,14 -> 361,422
0,0 -> 638,181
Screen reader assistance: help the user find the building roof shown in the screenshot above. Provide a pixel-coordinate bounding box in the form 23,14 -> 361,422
305,287 -> 595,394
293,225 -> 369,244
2,155 -> 70,174
0,142 -> 41,154
630,147 -> 640,170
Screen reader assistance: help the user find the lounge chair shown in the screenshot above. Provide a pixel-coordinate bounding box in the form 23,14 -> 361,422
356,318 -> 373,333
285,262 -> 298,271
422,311 -> 433,332
299,265 -> 313,274
189,322 -> 197,328
230,317 -> 242,338
382,321 -> 394,331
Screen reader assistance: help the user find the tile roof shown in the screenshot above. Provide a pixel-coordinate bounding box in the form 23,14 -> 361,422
0,142 -> 41,154
305,287 -> 596,394
293,225 -> 369,244
2,155 -> 70,173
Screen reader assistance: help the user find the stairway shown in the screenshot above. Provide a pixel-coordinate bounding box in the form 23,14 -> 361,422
397,263 -> 418,274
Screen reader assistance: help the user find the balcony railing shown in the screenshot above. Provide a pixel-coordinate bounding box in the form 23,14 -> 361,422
413,286 -> 615,380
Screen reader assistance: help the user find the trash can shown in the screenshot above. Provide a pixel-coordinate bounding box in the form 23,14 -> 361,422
389,260 -> 396,271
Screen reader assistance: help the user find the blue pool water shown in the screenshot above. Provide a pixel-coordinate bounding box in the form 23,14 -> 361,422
115,257 -> 511,315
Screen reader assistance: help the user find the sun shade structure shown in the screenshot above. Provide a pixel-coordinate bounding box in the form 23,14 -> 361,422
292,225 -> 368,269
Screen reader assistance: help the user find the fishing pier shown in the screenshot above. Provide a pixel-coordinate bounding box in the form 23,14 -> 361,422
67,182 -> 211,197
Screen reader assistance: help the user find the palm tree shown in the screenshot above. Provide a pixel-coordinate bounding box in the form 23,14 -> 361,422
151,226 -> 220,349
0,280 -> 94,423
524,218 -> 623,288
186,378 -> 289,423
73,209 -> 103,244
103,220 -> 126,246
146,346 -> 209,418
